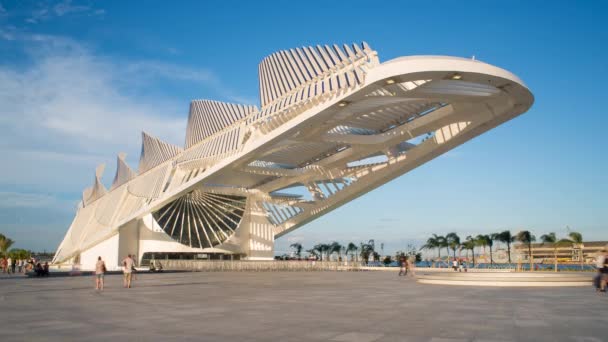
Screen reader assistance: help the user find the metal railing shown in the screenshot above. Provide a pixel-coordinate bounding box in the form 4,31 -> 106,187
162,260 -> 365,272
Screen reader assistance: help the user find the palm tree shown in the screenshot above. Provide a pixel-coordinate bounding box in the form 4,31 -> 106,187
306,248 -> 319,260
475,234 -> 488,262
0,234 -> 15,258
313,243 -> 329,261
460,241 -> 474,265
487,234 -> 497,265
290,243 -> 303,259
516,230 -> 536,271
446,232 -> 460,259
496,230 -> 515,263
360,242 -> 374,264
329,242 -> 343,261
567,231 -> 584,270
540,232 -> 573,272
464,236 -> 477,266
540,232 -> 557,272
323,243 -> 332,261
421,234 -> 441,260
368,239 -> 375,253
346,242 -> 358,262
436,235 -> 448,264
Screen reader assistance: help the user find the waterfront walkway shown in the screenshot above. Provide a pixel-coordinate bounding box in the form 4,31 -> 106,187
0,271 -> 606,341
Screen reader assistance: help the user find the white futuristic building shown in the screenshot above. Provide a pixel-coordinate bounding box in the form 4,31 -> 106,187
53,42 -> 533,270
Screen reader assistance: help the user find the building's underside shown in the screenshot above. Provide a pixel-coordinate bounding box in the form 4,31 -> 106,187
53,42 -> 533,270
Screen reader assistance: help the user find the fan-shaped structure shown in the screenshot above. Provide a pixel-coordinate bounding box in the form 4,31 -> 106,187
153,191 -> 246,248
53,42 -> 534,270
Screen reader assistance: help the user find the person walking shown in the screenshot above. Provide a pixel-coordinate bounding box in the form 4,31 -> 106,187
17,259 -> 23,273
122,254 -> 135,288
6,256 -> 12,274
599,250 -> 608,293
407,257 -> 416,277
95,256 -> 106,291
1,257 -> 6,273
398,256 -> 407,276
594,249 -> 605,291
452,259 -> 458,271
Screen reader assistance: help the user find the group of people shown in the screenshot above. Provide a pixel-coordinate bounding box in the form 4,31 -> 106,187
149,259 -> 163,273
594,249 -> 608,292
451,259 -> 468,272
93,254 -> 137,291
398,256 -> 416,276
1,256 -> 48,275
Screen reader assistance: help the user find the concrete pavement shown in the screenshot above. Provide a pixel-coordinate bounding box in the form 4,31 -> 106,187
0,271 -> 606,341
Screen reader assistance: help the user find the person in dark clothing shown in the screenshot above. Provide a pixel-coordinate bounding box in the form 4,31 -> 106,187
600,251 -> 608,292
34,263 -> 44,276
398,256 -> 407,276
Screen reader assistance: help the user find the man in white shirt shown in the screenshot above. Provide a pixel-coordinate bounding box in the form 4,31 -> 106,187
596,252 -> 606,269
6,257 -> 12,274
122,254 -> 135,288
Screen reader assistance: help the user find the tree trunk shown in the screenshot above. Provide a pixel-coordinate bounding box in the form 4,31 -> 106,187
489,247 -> 493,266
507,242 -> 512,263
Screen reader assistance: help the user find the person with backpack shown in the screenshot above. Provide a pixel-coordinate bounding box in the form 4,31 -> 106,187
95,256 -> 106,291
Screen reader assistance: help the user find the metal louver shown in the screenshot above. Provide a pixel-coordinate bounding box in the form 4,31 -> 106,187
152,190 -> 246,248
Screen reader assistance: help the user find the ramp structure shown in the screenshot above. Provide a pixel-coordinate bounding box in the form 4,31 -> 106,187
53,43 -> 533,270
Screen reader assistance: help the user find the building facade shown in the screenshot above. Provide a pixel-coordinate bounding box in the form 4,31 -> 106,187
514,241 -> 608,263
53,42 -> 533,270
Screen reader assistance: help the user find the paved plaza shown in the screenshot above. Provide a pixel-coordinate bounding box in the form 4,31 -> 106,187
0,271 -> 606,342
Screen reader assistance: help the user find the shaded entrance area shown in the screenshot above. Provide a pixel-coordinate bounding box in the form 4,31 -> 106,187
140,252 -> 242,266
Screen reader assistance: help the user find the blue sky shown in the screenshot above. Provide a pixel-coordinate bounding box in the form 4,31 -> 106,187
0,1 -> 606,254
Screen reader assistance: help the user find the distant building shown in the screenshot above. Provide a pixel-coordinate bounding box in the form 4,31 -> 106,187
514,241 -> 607,263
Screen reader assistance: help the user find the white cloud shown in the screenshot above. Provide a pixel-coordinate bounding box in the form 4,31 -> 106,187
0,41 -> 186,151
0,191 -> 66,208
0,29 -> 255,250
166,47 -> 180,55
21,0 -> 103,23
53,0 -> 90,17
0,32 -> 246,195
